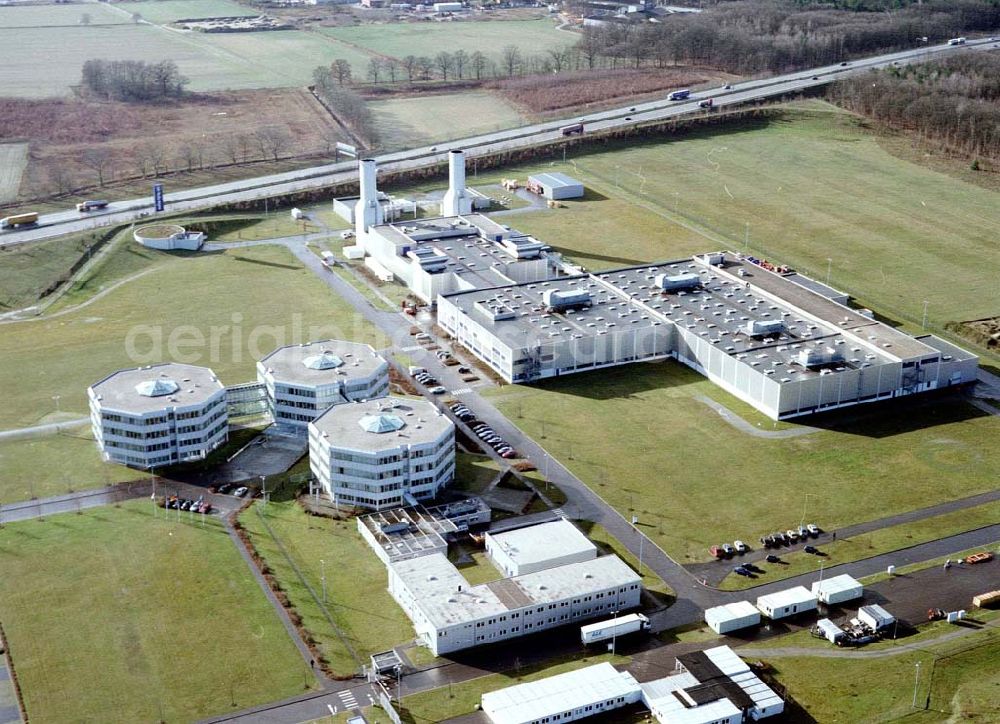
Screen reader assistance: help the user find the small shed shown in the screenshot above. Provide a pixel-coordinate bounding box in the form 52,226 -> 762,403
705,600 -> 761,634
528,172 -> 585,200
858,604 -> 895,631
814,618 -> 846,644
811,574 -> 863,605
756,586 -> 817,620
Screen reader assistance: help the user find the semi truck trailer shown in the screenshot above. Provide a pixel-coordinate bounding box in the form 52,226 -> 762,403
0,212 -> 39,230
580,613 -> 650,645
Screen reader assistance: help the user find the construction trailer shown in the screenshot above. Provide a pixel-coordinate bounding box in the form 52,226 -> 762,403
858,604 -> 895,631
811,574 -> 863,605
704,600 -> 761,634
814,618 -> 847,644
756,586 -> 818,620
580,613 -> 650,645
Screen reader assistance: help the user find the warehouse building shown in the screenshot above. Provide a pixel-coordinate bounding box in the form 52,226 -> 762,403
437,252 -> 978,420
308,396 -> 454,510
756,586 -> 817,620
89,362 -> 227,469
527,172 -> 585,200
811,574 -> 863,605
257,340 -> 389,430
482,662 -> 641,724
485,519 -> 597,576
704,600 -> 761,634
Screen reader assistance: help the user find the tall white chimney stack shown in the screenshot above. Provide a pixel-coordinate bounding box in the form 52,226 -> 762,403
355,158 -> 383,243
441,149 -> 472,217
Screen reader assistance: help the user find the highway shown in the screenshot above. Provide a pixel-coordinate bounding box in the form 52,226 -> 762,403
4,37 -> 997,246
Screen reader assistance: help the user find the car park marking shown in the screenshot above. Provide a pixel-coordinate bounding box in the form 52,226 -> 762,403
400,345 -> 423,352
338,689 -> 359,708
451,387 -> 472,395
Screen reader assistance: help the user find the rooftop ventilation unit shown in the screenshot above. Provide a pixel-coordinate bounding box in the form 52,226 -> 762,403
656,272 -> 701,292
796,347 -> 843,368
745,319 -> 785,337
542,288 -> 591,312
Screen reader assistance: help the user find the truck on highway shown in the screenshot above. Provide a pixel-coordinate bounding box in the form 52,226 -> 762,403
668,89 -> 691,101
699,98 -> 715,109
0,212 -> 39,230
560,123 -> 584,136
580,613 -> 650,645
76,199 -> 109,212
948,37 -> 967,45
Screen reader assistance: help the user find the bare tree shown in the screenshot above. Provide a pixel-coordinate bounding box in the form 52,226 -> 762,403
385,59 -> 399,84
367,57 -> 382,84
332,59 -> 352,85
453,49 -> 468,79
548,48 -> 568,73
80,147 -> 113,187
221,134 -> 242,165
179,144 -> 199,172
402,55 -> 418,82
416,56 -> 433,81
435,51 -> 454,81
254,126 -> 291,161
470,50 -> 488,80
501,45 -> 522,78
46,165 -> 76,197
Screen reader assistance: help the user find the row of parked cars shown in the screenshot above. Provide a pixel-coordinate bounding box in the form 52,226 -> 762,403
410,367 -> 446,395
448,401 -> 518,459
711,523 -> 823,559
211,482 -> 249,497
166,495 -> 213,513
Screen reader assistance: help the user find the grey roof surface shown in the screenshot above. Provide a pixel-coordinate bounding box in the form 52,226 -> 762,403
310,397 -> 452,452
259,340 -> 386,388
486,519 -> 596,568
90,362 -> 224,413
528,172 -> 583,188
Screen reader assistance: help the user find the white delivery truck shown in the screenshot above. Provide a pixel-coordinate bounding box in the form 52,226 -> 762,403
580,613 -> 650,645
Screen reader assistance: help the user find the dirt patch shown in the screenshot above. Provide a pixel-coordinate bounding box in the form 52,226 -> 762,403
947,317 -> 1000,349
495,67 -> 727,114
3,88 -> 347,205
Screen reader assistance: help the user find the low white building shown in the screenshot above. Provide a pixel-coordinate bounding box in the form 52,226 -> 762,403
308,396 -> 454,510
704,600 -> 761,634
257,340 -> 389,429
811,574 -> 863,605
858,604 -> 895,631
388,551 -> 642,655
756,586 -> 817,620
482,662 -> 641,724
89,362 -> 227,469
528,172 -> 585,200
484,519 -> 597,576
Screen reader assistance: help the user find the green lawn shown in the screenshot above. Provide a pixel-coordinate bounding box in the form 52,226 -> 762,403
399,651 -> 630,724
718,500 -> 1000,590
0,2 -> 127,27
320,19 -> 571,65
0,243 -> 385,430
369,91 -> 525,150
453,451 -> 501,495
448,544 -> 504,586
0,501 -> 312,722
769,623 -> 1000,722
238,500 -> 415,676
581,522 -> 673,600
485,362 -> 1000,563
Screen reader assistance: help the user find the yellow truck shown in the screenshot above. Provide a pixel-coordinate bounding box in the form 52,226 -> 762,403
0,212 -> 39,230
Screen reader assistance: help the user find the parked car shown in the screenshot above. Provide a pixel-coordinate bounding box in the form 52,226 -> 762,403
804,545 -> 818,554
415,333 -> 431,341
429,386 -> 447,395
710,545 -> 724,559
806,523 -> 820,536
500,449 -> 517,459
233,487 -> 248,498
765,554 -> 781,563
198,502 -> 212,514
723,84 -> 732,90
734,567 -> 751,577
721,543 -> 735,557
458,366 -> 472,374
733,540 -> 749,554
798,525 -> 809,539
744,563 -> 763,573
786,529 -> 799,542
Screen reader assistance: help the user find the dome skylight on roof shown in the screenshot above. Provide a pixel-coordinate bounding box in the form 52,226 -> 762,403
358,414 -> 405,434
135,378 -> 180,397
302,352 -> 344,370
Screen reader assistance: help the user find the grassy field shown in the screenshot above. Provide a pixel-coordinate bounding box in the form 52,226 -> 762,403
399,651 -> 630,723
718,501 -> 1000,590
0,2 -> 127,27
369,91 -> 524,150
115,0 -> 254,24
768,623 -> 1000,722
0,143 -> 27,203
238,500 -> 415,676
320,19 -> 572,65
485,362 -> 1000,563
0,501 -> 311,722
0,429 -> 141,503
0,242 -> 385,430
453,452 -> 502,495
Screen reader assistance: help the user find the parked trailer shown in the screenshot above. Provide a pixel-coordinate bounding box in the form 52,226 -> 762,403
76,200 -> 109,212
0,212 -> 39,230
580,613 -> 650,645
973,590 -> 1000,609
560,123 -> 584,137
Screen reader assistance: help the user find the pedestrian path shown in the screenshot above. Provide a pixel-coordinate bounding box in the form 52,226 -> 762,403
337,689 -> 359,710
0,658 -> 21,724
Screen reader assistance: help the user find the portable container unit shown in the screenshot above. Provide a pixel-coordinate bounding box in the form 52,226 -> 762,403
756,586 -> 817,620
704,600 -> 761,634
811,574 -> 863,605
580,613 -> 650,645
858,604 -> 895,631
973,590 -> 1000,609
814,618 -> 846,644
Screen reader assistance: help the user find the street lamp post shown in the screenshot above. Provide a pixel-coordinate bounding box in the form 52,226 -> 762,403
912,661 -> 921,708
321,558 -> 327,604
632,515 -> 643,574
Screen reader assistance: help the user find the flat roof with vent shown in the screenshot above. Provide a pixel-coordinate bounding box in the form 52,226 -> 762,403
258,340 -> 387,387
89,362 -> 224,413
309,396 -> 452,452
485,519 -> 596,569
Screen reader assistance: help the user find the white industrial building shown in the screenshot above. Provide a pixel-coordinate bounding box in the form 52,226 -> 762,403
756,586 -> 818,620
257,340 -> 389,429
528,172 -> 585,200
88,362 -> 227,469
380,518 -> 641,655
858,604 -> 895,631
641,645 -> 783,724
482,662 -> 641,724
704,600 -> 761,634
485,519 -> 597,576
811,574 -> 863,605
308,396 -> 454,510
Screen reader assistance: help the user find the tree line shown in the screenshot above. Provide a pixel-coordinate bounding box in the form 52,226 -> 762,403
833,53 -> 1000,162
81,60 -> 188,102
574,0 -> 1000,76
312,65 -> 380,147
